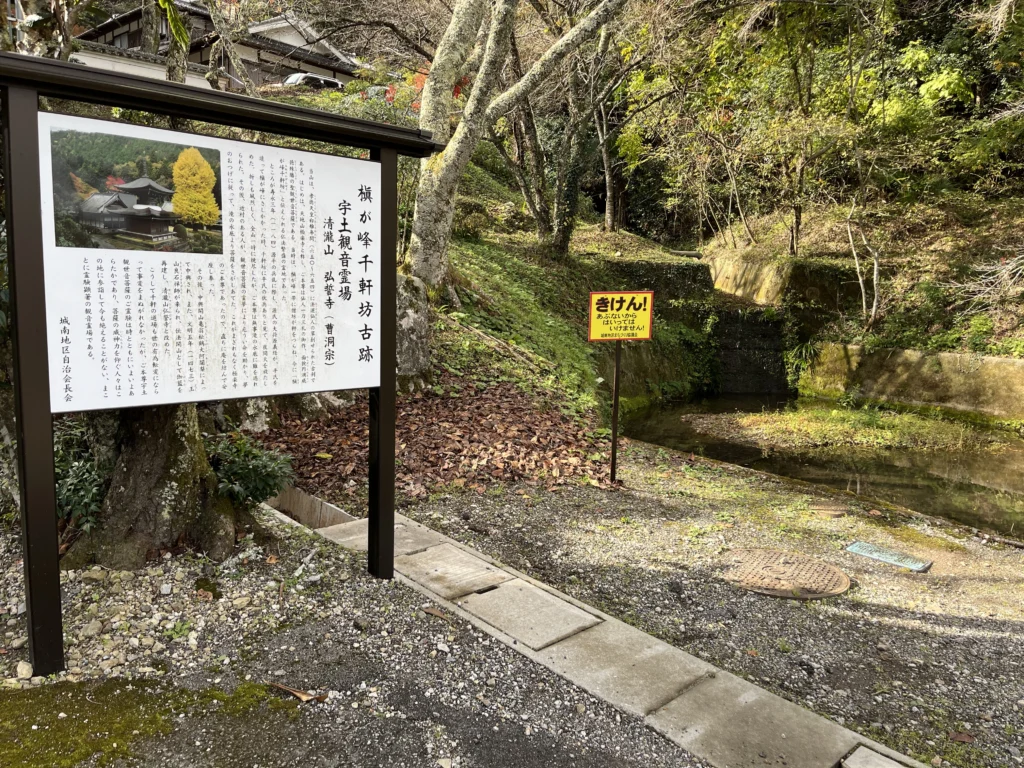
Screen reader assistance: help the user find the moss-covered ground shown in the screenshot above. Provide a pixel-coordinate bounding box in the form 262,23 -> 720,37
0,680 -> 297,768
446,226 -> 718,417
683,401 -> 1013,451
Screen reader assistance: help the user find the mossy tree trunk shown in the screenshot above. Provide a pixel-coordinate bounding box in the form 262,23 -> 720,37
65,405 -> 236,570
0,5 -> 237,570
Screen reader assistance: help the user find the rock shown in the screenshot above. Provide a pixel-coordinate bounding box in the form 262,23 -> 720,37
395,274 -> 430,392
16,661 -> 32,680
81,619 -> 103,638
931,757 -> 942,767
437,643 -> 450,654
10,637 -> 27,650
437,760 -> 452,768
576,702 -> 586,714
232,597 -> 251,609
81,569 -> 107,582
159,584 -> 172,596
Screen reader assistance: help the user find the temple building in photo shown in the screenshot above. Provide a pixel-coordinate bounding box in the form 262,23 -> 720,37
78,176 -> 179,241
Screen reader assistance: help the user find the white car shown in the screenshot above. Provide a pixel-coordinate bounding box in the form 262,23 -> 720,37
281,72 -> 345,89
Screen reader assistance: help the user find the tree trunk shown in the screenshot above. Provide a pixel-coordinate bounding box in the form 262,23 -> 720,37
17,0 -> 73,58
64,405 -> 236,570
202,0 -> 259,96
410,0 -> 515,289
141,0 -> 161,54
551,103 -> 585,257
601,141 -> 616,233
166,35 -> 189,84
409,0 -> 629,290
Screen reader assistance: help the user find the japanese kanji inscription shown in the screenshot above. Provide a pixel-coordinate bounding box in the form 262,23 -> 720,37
588,291 -> 654,342
37,113 -> 382,412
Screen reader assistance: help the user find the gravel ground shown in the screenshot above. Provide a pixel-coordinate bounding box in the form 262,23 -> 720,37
0,509 -> 707,768
403,440 -> 1024,768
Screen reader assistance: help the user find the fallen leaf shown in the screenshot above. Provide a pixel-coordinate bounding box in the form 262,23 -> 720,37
424,607 -> 451,622
315,452 -> 333,460
269,682 -> 329,703
266,555 -> 279,564
746,649 -> 759,657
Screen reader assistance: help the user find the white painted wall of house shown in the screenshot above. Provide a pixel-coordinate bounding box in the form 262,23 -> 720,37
73,49 -> 217,89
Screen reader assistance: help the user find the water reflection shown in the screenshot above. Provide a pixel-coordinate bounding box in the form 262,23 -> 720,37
623,396 -> 1024,536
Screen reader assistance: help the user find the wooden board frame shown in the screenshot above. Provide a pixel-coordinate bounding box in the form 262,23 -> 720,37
0,51 -> 441,676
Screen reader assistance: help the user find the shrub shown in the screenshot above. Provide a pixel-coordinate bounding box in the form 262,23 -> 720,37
53,418 -> 107,532
204,431 -> 293,510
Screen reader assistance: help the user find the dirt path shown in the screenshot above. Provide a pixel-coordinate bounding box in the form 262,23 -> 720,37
402,440 -> 1024,768
0,510 -> 705,768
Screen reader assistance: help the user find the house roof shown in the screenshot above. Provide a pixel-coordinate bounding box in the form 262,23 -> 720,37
246,14 -> 358,68
116,176 -> 174,194
79,192 -> 137,213
76,4 -> 358,76
238,34 -> 358,76
72,40 -> 213,77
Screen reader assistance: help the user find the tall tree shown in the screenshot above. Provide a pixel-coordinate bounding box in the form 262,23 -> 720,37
407,0 -> 631,291
172,147 -> 221,226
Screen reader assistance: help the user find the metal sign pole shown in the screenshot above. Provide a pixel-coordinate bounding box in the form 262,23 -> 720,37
367,147 -> 397,578
610,339 -> 621,483
2,85 -> 65,676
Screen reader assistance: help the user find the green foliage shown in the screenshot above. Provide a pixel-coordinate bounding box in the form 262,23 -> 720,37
186,229 -> 223,254
53,418 -> 108,533
50,130 -> 220,202
157,0 -> 189,50
204,431 -> 293,510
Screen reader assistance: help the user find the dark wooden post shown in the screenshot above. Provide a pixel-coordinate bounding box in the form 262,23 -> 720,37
367,147 -> 397,578
610,339 -> 621,483
2,86 -> 65,675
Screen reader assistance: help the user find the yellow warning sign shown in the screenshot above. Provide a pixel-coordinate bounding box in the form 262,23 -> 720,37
588,291 -> 653,342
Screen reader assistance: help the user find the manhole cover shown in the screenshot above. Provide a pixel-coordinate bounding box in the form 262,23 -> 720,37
723,549 -> 850,600
808,501 -> 847,519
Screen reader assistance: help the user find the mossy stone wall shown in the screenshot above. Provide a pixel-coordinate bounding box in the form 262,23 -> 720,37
802,343 -> 1024,420
705,253 -> 864,310
605,257 -> 713,305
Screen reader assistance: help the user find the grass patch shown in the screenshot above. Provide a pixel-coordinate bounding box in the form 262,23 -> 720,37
684,402 -> 1007,451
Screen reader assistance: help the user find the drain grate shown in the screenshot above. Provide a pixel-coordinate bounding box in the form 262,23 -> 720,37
723,549 -> 850,600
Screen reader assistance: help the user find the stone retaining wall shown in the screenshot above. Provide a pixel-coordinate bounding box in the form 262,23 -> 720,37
801,343 -> 1024,420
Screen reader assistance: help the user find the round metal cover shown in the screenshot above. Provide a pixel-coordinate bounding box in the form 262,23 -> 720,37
723,549 -> 850,600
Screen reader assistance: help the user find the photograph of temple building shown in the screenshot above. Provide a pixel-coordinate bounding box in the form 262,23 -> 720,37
50,127 -> 222,253
77,176 -> 180,242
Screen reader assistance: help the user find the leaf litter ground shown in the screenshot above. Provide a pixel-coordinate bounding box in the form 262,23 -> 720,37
260,371 -> 613,507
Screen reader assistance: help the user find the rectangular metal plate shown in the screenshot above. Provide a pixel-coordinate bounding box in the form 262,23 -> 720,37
845,541 -> 933,573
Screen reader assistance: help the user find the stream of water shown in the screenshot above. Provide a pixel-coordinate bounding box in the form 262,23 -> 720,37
623,396 -> 1024,537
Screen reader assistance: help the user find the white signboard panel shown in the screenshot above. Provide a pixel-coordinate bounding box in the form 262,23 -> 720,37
38,113 -> 381,413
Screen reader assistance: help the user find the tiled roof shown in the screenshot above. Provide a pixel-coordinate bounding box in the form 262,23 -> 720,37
239,34 -> 358,75
116,176 -> 174,194
73,40 -> 211,76
79,192 -> 137,213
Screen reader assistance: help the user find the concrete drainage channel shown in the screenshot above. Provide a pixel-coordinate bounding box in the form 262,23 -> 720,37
265,486 -> 927,768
